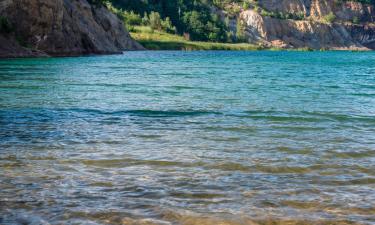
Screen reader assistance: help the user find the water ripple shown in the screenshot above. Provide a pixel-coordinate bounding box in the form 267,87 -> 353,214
1,51 -> 375,224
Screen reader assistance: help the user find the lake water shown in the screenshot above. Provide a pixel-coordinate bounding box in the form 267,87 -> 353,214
0,51 -> 375,225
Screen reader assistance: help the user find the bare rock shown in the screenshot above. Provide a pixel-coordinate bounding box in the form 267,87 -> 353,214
0,0 -> 143,58
239,0 -> 375,50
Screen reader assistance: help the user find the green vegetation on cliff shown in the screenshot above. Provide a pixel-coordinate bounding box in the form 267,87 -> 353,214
97,0 -> 375,44
87,0 -> 375,51
98,0 -> 237,43
130,26 -> 261,50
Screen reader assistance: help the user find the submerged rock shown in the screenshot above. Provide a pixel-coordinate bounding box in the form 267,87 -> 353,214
0,0 -> 143,58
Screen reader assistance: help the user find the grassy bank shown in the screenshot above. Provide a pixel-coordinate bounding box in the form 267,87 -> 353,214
130,26 -> 263,51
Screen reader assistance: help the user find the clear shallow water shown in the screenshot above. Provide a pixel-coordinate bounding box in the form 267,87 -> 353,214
0,51 -> 375,225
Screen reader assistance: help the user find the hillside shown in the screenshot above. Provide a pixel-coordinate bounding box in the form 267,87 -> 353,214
236,0 -> 375,50
1,0 -> 375,57
0,0 -> 143,58
110,0 -> 375,50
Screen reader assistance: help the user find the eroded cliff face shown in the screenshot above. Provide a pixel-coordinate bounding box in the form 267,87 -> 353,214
0,0 -> 143,58
236,0 -> 375,50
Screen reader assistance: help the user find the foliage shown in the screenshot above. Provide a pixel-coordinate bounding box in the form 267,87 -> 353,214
140,11 -> 176,33
182,10 -> 227,42
323,12 -> 336,24
91,0 -> 371,45
182,11 -> 226,41
123,11 -> 142,26
0,16 -> 13,33
161,17 -> 176,34
236,17 -> 247,42
149,11 -> 162,30
104,0 -> 230,42
130,26 -> 261,50
259,9 -> 305,20
352,16 -> 360,24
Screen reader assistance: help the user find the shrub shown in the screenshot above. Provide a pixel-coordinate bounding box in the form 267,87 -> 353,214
182,11 -> 207,41
161,17 -> 176,34
149,11 -> 162,31
123,11 -> 142,26
352,16 -> 360,24
323,12 -> 336,24
236,18 -> 247,42
243,1 -> 250,10
182,10 -> 227,42
260,9 -> 305,20
142,12 -> 149,25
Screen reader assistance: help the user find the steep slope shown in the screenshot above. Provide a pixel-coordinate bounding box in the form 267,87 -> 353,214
223,0 -> 375,50
0,0 -> 143,58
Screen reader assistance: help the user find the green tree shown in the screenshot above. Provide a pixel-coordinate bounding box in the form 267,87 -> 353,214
183,11 -> 207,41
123,11 -> 142,26
323,12 -> 336,24
161,17 -> 176,33
149,11 -> 162,31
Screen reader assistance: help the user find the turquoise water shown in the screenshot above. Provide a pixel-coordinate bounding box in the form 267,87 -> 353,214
0,51 -> 375,224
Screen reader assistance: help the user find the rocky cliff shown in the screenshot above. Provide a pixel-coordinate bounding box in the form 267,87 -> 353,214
0,0 -> 143,58
229,0 -> 375,50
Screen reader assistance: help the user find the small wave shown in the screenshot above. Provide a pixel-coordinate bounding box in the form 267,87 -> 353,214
0,85 -> 44,90
277,146 -> 313,155
240,110 -> 375,123
81,158 -> 255,172
310,164 -> 375,176
207,162 -> 251,172
81,158 -> 184,168
240,111 -> 326,122
350,93 -> 375,97
169,191 -> 226,199
326,150 -> 375,159
271,126 -> 326,131
313,178 -> 375,186
64,108 -> 220,117
203,126 -> 256,134
358,84 -> 375,89
201,136 -> 241,142
303,111 -> 375,123
281,200 -> 322,209
255,165 -> 312,174
132,134 -> 164,139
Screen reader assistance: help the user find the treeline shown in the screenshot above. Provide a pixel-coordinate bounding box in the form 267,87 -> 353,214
94,0 -> 237,42
90,0 -> 375,42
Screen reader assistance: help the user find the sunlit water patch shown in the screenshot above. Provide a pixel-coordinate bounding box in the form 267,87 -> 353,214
1,51 -> 375,225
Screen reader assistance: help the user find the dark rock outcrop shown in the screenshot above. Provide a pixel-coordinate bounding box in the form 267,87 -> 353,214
0,0 -> 143,58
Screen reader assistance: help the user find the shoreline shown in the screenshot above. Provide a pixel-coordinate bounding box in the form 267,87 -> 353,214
0,46 -> 375,60
0,48 -> 372,59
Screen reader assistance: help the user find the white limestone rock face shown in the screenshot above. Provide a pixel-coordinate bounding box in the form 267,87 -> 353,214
238,0 -> 375,50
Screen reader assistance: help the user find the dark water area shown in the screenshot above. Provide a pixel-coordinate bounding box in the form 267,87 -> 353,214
0,51 -> 375,224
